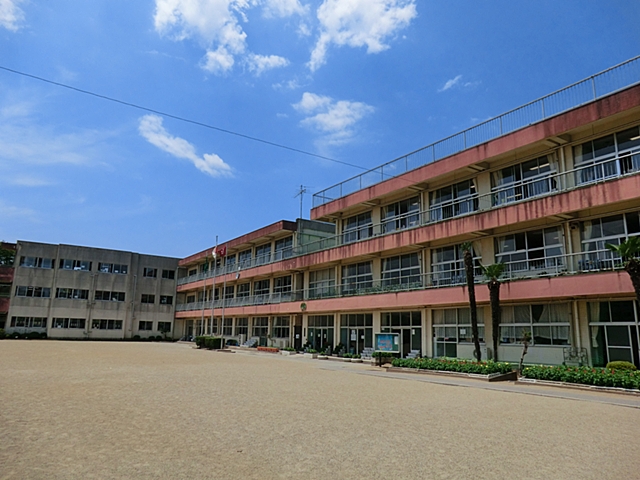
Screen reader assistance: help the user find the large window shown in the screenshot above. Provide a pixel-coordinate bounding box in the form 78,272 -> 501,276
381,253 -> 421,287
255,244 -> 272,266
340,313 -> 373,354
433,308 -> 485,358
56,288 -> 89,300
273,276 -> 292,294
309,268 -> 336,299
382,196 -> 420,234
59,259 -> 92,271
222,318 -> 233,336
500,304 -> 571,345
252,317 -> 269,337
15,286 -> 51,298
92,319 -> 123,330
138,321 -> 153,331
274,237 -> 293,260
492,155 -> 557,206
343,211 -> 373,243
160,295 -> 173,305
495,226 -> 564,274
237,283 -> 250,298
307,315 -> 334,351
143,267 -> 157,278
141,294 -> 155,304
95,290 -> 125,302
580,211 -> 640,270
19,256 -> 53,269
11,317 -> 47,328
235,318 -> 248,336
273,316 -> 290,338
574,126 -> 640,184
161,269 -> 175,279
238,249 -> 252,269
381,311 -> 422,357
52,318 -> 85,329
253,280 -> 270,297
341,261 -> 373,294
588,301 -> 640,367
431,244 -> 481,286
158,321 -> 172,333
430,179 -> 478,221
98,263 -> 128,274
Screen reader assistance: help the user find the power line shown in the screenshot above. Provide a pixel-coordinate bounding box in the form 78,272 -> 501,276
0,65 -> 370,172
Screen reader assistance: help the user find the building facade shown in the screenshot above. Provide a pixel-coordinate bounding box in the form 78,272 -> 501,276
0,242 -> 17,331
6,241 -> 179,339
175,60 -> 640,367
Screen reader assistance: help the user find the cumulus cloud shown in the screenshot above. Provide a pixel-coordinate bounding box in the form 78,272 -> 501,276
308,0 -> 417,72
0,0 -> 24,31
154,0 -> 301,75
138,114 -> 232,178
293,92 -> 374,146
438,74 -> 481,93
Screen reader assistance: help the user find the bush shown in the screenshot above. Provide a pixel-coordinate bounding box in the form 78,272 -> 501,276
521,364 -> 640,390
306,349 -> 318,354
39,332 -> 47,339
392,357 -> 513,375
204,337 -> 224,350
11,332 -> 24,339
605,361 -> 637,371
0,329 -> 6,339
372,351 -> 398,359
132,335 -> 141,341
195,336 -> 206,348
26,331 -> 41,340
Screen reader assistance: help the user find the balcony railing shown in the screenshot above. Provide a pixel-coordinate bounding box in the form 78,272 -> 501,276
178,149 -> 640,287
312,55 -> 640,207
175,248 -> 629,313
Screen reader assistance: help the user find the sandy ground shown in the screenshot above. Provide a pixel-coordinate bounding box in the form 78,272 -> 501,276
1,341 -> 639,480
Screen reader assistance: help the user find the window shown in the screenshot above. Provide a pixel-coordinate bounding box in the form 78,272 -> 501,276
343,212 -> 373,243
255,244 -> 272,266
580,211 -> 640,270
492,155 -> 557,206
98,263 -> 128,274
186,294 -> 196,303
19,256 -> 54,269
273,276 -> 292,294
433,308 -> 484,358
94,291 -> 125,302
588,301 -> 639,367
56,288 -> 89,300
381,311 -> 422,356
309,268 -> 336,299
237,283 -> 250,298
253,280 -> 270,297
11,317 -> 47,328
574,126 -> 640,184
223,286 -> 234,300
59,259 -> 92,271
341,261 -> 373,294
430,179 -> 478,221
141,294 -> 155,304
235,318 -> 248,336
158,321 -> 172,333
381,253 -> 421,287
52,318 -> 85,329
161,269 -> 175,279
273,316 -> 290,338
188,268 -> 197,276
274,237 -> 293,260
382,196 -> 420,234
431,244 -> 481,286
340,314 -> 373,354
307,315 -> 334,351
500,304 -> 571,345
15,286 -> 51,298
225,255 -> 237,268
138,321 -> 153,331
252,317 -> 269,337
160,295 -> 173,305
92,319 -> 123,330
222,318 -> 233,336
238,249 -> 252,268
0,283 -> 11,297
495,226 -> 565,274
143,267 -> 157,278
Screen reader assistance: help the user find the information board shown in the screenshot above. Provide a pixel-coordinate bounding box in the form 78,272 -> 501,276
374,333 -> 400,353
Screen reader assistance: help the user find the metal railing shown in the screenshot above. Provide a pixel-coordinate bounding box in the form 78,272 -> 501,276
312,55 -> 640,207
177,148 -> 640,287
175,247 -> 629,313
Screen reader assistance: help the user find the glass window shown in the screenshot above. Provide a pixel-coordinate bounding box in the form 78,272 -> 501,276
235,317 -> 248,336
273,316 -> 290,338
381,253 -> 421,287
309,268 -> 336,299
161,269 -> 175,279
273,276 -> 292,294
492,155 -> 557,206
341,261 -> 372,294
500,304 -> 571,345
343,211 -> 373,243
274,237 -> 293,260
430,179 -> 478,221
252,317 -> 269,337
143,267 -> 157,278
431,244 -> 481,286
253,280 -> 270,296
255,244 -> 272,266
580,211 -> 640,270
495,226 -> 565,274
382,196 -> 420,234
237,283 -> 250,298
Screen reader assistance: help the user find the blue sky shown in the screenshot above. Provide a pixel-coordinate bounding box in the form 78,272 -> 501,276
1,0 -> 639,258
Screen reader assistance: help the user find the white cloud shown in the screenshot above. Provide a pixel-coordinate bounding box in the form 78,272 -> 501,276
262,0 -> 306,18
138,114 -> 232,178
201,46 -> 236,74
246,53 -> 289,75
438,75 -> 481,93
9,176 -> 53,187
293,92 -> 374,146
0,0 -> 24,31
0,199 -> 36,218
308,0 -> 417,72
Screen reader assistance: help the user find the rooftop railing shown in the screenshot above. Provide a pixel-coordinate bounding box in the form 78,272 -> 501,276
312,55 -> 640,208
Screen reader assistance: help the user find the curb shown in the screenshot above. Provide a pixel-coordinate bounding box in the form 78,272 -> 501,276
516,378 -> 640,396
385,367 -> 517,382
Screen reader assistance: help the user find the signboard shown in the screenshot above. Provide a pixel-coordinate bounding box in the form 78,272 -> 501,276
374,333 -> 400,353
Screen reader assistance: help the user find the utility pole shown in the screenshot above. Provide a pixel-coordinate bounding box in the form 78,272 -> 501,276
294,185 -> 311,220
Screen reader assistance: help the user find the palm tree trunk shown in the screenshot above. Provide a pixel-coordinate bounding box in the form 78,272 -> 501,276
488,279 -> 501,361
464,249 -> 481,362
625,259 -> 640,304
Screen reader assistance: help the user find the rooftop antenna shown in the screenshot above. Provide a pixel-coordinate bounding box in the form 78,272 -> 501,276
294,185 -> 312,220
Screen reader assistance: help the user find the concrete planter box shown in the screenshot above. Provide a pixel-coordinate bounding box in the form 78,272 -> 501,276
317,355 -> 328,360
350,358 -> 363,363
280,351 -> 297,356
303,353 -> 318,359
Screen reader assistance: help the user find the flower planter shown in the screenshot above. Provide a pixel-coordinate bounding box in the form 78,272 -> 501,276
280,351 -> 297,356
303,353 -> 318,359
350,358 -> 363,363
257,346 -> 280,353
317,355 -> 328,360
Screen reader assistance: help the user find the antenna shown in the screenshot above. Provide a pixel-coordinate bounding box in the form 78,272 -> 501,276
294,185 -> 311,220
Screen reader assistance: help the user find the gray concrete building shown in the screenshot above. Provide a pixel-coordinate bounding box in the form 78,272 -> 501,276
6,241 -> 179,339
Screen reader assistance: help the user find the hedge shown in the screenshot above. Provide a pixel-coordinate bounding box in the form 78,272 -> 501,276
521,364 -> 640,390
392,357 -> 513,375
195,336 -> 224,350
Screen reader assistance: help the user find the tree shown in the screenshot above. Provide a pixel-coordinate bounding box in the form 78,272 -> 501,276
482,263 -> 507,361
0,248 -> 15,266
461,242 -> 481,362
606,236 -> 640,304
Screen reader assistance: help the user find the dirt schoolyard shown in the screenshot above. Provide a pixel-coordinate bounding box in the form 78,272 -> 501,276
1,341 -> 638,479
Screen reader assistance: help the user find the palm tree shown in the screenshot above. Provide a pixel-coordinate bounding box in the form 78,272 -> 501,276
461,242 -> 481,362
482,263 -> 506,361
606,236 -> 640,303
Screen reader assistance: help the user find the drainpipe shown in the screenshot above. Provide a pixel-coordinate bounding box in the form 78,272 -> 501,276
129,274 -> 138,339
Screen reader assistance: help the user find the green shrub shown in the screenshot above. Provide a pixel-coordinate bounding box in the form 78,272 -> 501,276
392,357 -> 513,375
12,332 -> 24,339
605,361 -> 637,371
0,328 -> 6,339
282,347 -> 296,351
372,351 -> 398,358
132,335 -> 141,341
203,336 -> 224,350
521,365 -> 640,390
26,331 -> 41,340
306,349 -> 318,354
39,332 -> 47,339
195,336 -> 206,348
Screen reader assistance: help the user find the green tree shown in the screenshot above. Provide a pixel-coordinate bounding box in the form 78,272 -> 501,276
461,242 -> 481,361
606,236 -> 640,304
0,248 -> 15,266
482,263 -> 507,361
